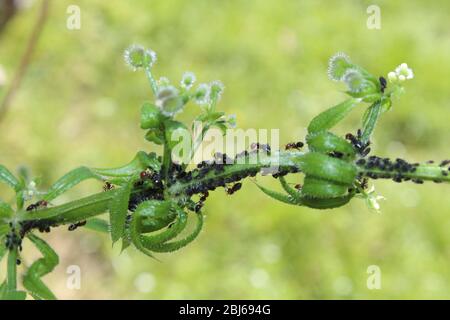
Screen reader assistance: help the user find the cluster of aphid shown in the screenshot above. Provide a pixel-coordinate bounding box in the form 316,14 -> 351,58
356,156 -> 450,184
5,224 -> 23,265
127,169 -> 164,211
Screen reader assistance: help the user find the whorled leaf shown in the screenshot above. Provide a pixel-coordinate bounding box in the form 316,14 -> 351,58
23,234 -> 59,300
44,151 -> 158,201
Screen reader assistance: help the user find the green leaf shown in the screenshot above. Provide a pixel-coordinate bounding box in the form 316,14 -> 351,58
302,176 -> 348,198
255,183 -> 298,205
0,165 -> 20,192
84,218 -> 110,233
278,176 -> 301,201
0,199 -> 13,221
145,129 -> 165,145
294,152 -> 357,185
0,284 -> 27,300
361,100 -> 383,144
140,102 -> 162,129
300,193 -> 354,210
108,180 -> 133,243
140,207 -> 188,248
44,151 -> 154,201
307,98 -> 359,134
23,234 -> 59,300
0,243 -> 6,264
306,131 -> 356,160
164,120 -> 191,151
149,212 -> 204,253
0,225 -> 8,239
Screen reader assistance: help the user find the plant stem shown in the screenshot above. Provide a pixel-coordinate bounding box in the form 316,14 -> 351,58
145,68 -> 158,95
7,248 -> 17,291
14,151 -> 450,230
357,162 -> 450,183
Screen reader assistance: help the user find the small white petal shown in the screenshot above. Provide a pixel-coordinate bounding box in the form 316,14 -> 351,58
387,71 -> 397,83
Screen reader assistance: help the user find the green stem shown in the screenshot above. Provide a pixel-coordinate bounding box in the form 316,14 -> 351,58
357,163 -> 450,183
162,142 -> 172,183
13,151 -> 450,231
17,189 -> 116,223
168,151 -> 303,196
145,68 -> 158,95
7,248 -> 17,291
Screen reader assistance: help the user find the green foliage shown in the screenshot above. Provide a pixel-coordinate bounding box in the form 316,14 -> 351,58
0,46 -> 449,300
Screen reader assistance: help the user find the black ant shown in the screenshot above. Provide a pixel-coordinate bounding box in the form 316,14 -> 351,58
379,76 -> 387,93
68,220 -> 87,231
328,151 -> 344,159
226,182 -> 242,195
285,142 -> 304,150
140,170 -> 151,180
103,181 -> 114,191
345,129 -> 371,157
26,200 -> 48,212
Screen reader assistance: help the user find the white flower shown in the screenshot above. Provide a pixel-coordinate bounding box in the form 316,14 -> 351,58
365,186 -> 386,213
395,63 -> 414,80
388,62 -> 413,84
387,71 -> 397,83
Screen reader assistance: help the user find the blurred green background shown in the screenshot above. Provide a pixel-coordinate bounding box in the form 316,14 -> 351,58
0,0 -> 449,299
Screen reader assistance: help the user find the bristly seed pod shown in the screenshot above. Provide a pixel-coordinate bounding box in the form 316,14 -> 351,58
193,83 -> 210,105
123,45 -> 156,71
328,52 -> 352,81
156,86 -> 184,116
180,72 -> 196,90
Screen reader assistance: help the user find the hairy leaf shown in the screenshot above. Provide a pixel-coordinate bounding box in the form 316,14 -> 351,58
23,234 -> 59,300
307,98 -> 359,134
109,180 -> 133,243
